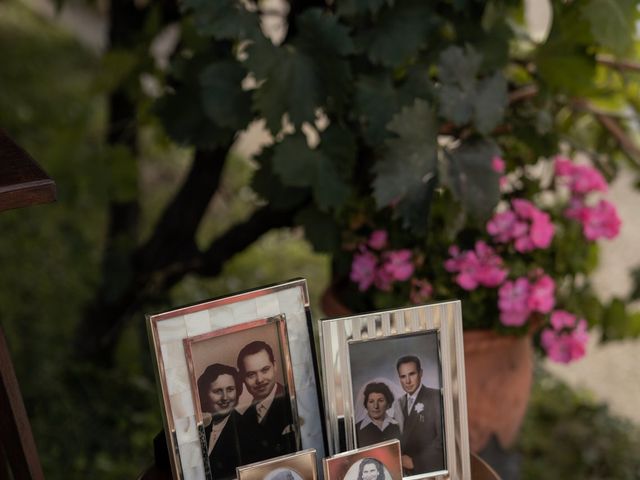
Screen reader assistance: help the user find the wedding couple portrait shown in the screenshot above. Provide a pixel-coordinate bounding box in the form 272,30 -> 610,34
187,319 -> 299,480
349,331 -> 445,477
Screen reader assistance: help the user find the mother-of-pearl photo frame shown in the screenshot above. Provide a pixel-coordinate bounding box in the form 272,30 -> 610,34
147,279 -> 325,480
319,300 -> 470,480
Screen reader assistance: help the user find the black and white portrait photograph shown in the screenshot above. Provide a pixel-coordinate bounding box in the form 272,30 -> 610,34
236,448 -> 317,480
185,316 -> 299,479
348,331 -> 445,477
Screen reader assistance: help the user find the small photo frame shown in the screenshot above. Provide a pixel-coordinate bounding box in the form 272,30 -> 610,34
147,279 -> 326,480
236,448 -> 318,480
320,301 -> 470,479
323,439 -> 402,480
185,315 -> 299,478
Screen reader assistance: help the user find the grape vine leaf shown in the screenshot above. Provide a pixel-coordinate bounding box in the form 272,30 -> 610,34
373,99 -> 438,232
437,45 -> 507,134
251,9 -> 353,133
251,149 -> 310,210
355,1 -> 437,67
200,60 -> 253,130
354,75 -> 400,146
272,134 -> 349,210
581,0 -> 637,56
445,138 -> 501,220
337,0 -> 391,17
182,0 -> 261,40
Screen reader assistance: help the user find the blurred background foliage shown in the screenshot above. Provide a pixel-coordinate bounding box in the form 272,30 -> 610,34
0,0 -> 639,478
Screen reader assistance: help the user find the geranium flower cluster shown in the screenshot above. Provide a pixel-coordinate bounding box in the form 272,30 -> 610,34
498,273 -> 555,326
556,156 -> 621,240
348,155 -> 621,363
350,230 -> 415,293
540,310 -> 589,363
487,199 -> 554,252
444,241 -> 508,290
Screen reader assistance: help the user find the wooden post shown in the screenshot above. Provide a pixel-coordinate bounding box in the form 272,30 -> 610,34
0,129 -> 56,479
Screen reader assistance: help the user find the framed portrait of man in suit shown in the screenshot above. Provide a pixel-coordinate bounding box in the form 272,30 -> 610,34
320,301 -> 471,480
147,279 -> 326,480
184,315 -> 300,479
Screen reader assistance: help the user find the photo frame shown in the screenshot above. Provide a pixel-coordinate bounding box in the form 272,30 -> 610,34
147,279 -> 326,480
319,301 -> 470,479
236,449 -> 318,480
323,439 -> 402,480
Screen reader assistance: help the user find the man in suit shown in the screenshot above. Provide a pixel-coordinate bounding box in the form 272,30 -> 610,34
237,340 -> 297,463
197,363 -> 244,480
392,355 -> 444,475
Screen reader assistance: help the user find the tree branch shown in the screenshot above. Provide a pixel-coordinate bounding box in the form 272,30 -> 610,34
596,54 -> 640,73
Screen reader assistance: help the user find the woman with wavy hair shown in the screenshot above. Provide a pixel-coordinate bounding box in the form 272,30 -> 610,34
355,382 -> 400,447
357,458 -> 386,480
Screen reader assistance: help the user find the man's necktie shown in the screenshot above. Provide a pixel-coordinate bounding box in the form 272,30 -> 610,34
257,403 -> 267,423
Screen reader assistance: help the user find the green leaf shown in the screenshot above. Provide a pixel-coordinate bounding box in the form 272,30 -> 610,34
154,51 -> 235,148
356,2 -> 437,67
272,135 -> 349,210
200,60 -> 253,130
319,124 -> 357,179
253,50 -> 319,134
373,99 -> 438,231
601,297 -> 629,341
182,0 -> 261,40
336,0 -> 391,17
445,138 -> 501,220
295,206 -> 340,252
474,71 -> 508,134
536,3 -> 597,95
437,45 -> 507,133
354,75 -> 400,146
251,149 -> 309,210
295,9 -> 355,56
581,0 -> 636,56
106,145 -> 137,202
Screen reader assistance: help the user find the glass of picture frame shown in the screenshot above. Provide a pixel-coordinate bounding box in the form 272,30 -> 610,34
236,448 -> 318,480
147,279 -> 326,480
319,300 -> 470,479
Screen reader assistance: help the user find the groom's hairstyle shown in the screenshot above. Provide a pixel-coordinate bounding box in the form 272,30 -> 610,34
396,355 -> 422,372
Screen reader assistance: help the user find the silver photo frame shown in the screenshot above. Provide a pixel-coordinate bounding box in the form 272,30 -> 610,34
319,301 -> 470,479
236,448 -> 318,480
148,279 -> 326,480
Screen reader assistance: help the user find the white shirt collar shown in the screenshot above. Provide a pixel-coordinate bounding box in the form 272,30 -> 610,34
359,413 -> 398,431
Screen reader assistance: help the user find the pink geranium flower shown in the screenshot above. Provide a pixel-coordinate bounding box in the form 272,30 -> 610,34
541,310 -> 589,363
528,275 -> 555,313
487,210 -> 526,243
381,249 -> 414,281
498,278 -> 531,326
368,230 -> 388,250
580,199 -> 621,241
350,248 -> 378,291
410,278 -> 433,304
492,156 -> 506,173
488,199 -> 555,252
528,210 -> 554,249
555,155 -> 607,195
445,242 -> 507,291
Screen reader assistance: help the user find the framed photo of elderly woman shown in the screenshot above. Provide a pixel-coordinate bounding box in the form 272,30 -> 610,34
147,279 -> 326,480
236,448 -> 317,480
319,301 -> 470,480
323,439 -> 402,480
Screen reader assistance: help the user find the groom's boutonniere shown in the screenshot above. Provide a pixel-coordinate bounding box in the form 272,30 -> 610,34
415,402 -> 425,422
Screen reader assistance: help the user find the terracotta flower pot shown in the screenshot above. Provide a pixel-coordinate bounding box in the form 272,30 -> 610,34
320,286 -> 534,454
